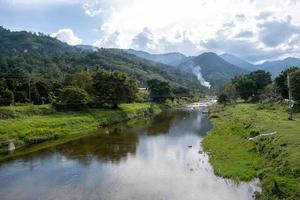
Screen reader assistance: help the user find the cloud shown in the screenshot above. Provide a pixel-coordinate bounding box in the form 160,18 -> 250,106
1,0 -> 79,6
255,11 -> 273,20
258,16 -> 300,47
51,29 -> 82,45
93,31 -> 120,48
235,31 -> 254,38
131,28 -> 155,51
236,14 -> 246,21
5,0 -> 300,62
201,30 -> 287,63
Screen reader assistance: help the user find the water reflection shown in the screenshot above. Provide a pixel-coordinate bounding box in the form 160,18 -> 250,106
0,108 -> 260,200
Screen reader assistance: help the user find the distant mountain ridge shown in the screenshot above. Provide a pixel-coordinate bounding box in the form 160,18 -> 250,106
220,53 -> 300,77
128,49 -> 248,89
127,49 -> 188,66
257,57 -> 300,77
220,53 -> 258,71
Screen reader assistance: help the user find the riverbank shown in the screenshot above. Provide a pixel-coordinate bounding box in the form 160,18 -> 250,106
0,103 -> 161,159
202,103 -> 300,199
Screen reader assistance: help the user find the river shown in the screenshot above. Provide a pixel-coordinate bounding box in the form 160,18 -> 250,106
0,105 -> 260,200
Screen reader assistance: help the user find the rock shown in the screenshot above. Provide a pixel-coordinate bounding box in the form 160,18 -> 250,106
198,150 -> 203,154
8,142 -> 15,152
188,146 -> 192,148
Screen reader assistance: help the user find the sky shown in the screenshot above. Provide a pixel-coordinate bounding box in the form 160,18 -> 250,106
1,0 -> 300,63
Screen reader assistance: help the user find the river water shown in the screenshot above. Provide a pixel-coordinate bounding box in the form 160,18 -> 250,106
0,106 -> 260,200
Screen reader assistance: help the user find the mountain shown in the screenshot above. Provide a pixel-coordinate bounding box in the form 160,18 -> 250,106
0,26 -> 75,54
220,53 -> 258,71
0,26 -> 203,91
257,57 -> 300,77
127,49 -> 248,89
127,49 -> 188,66
220,52 -> 300,77
192,52 -> 248,89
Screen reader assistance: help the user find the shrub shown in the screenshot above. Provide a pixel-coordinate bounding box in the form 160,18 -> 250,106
54,86 -> 92,110
0,89 -> 14,106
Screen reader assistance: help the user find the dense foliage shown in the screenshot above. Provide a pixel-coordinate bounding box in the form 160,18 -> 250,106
93,69 -> 138,107
0,26 -> 202,107
219,70 -> 271,102
218,68 -> 300,104
147,79 -> 173,102
290,69 -> 300,102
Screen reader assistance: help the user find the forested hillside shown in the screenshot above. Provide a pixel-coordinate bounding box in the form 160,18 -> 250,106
128,49 -> 248,90
0,26 -> 202,90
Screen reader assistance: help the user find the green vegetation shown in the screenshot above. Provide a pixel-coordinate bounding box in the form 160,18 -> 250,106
0,26 -> 203,95
203,103 -> 300,199
274,67 -> 299,99
0,103 -> 160,156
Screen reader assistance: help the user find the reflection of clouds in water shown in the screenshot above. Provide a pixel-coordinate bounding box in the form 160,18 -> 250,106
0,109 -> 259,200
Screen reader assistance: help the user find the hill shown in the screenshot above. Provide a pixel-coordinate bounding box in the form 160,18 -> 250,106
0,26 -> 75,54
220,53 -> 258,71
127,49 -> 188,66
0,27 -> 202,90
127,50 -> 247,90
257,57 -> 300,77
192,52 -> 248,89
219,52 -> 300,77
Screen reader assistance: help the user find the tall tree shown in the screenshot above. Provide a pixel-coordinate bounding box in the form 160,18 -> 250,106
247,70 -> 272,91
234,76 -> 256,101
290,69 -> 300,102
275,67 -> 299,99
72,70 -> 93,94
147,79 -> 173,102
93,69 -> 138,107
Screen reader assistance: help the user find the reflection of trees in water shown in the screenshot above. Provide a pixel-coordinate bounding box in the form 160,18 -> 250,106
0,109 -> 210,167
146,110 -> 192,135
56,127 -> 139,165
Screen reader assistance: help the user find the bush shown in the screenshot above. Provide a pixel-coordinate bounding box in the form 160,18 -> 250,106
0,89 -> 14,106
54,86 -> 92,110
217,93 -> 229,104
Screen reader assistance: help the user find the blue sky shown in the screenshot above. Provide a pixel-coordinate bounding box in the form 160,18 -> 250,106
1,0 -> 300,63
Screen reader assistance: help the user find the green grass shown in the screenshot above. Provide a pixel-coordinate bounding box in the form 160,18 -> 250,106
202,103 -> 300,199
0,103 -> 159,158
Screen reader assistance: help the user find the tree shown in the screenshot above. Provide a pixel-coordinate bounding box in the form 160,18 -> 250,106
217,92 -> 229,104
275,67 -> 299,99
72,70 -> 93,94
247,70 -> 272,91
234,76 -> 256,101
0,89 -> 14,106
173,86 -> 190,98
34,81 -> 51,104
221,83 -> 238,102
0,78 -> 14,105
55,86 -> 91,110
93,69 -> 138,108
290,69 -> 300,102
147,79 -> 173,102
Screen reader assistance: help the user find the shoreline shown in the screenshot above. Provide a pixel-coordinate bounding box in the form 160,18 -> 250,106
0,103 -> 161,162
202,102 -> 300,199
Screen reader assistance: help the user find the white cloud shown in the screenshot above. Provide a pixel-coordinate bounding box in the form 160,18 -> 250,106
86,0 -> 300,61
4,0 -> 300,62
51,29 -> 82,45
93,31 -> 120,48
1,0 -> 80,6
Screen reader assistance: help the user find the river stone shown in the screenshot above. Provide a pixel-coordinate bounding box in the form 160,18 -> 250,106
8,142 -> 15,152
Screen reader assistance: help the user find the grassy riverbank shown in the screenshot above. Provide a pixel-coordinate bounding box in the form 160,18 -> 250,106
202,103 -> 300,199
0,103 -> 161,156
